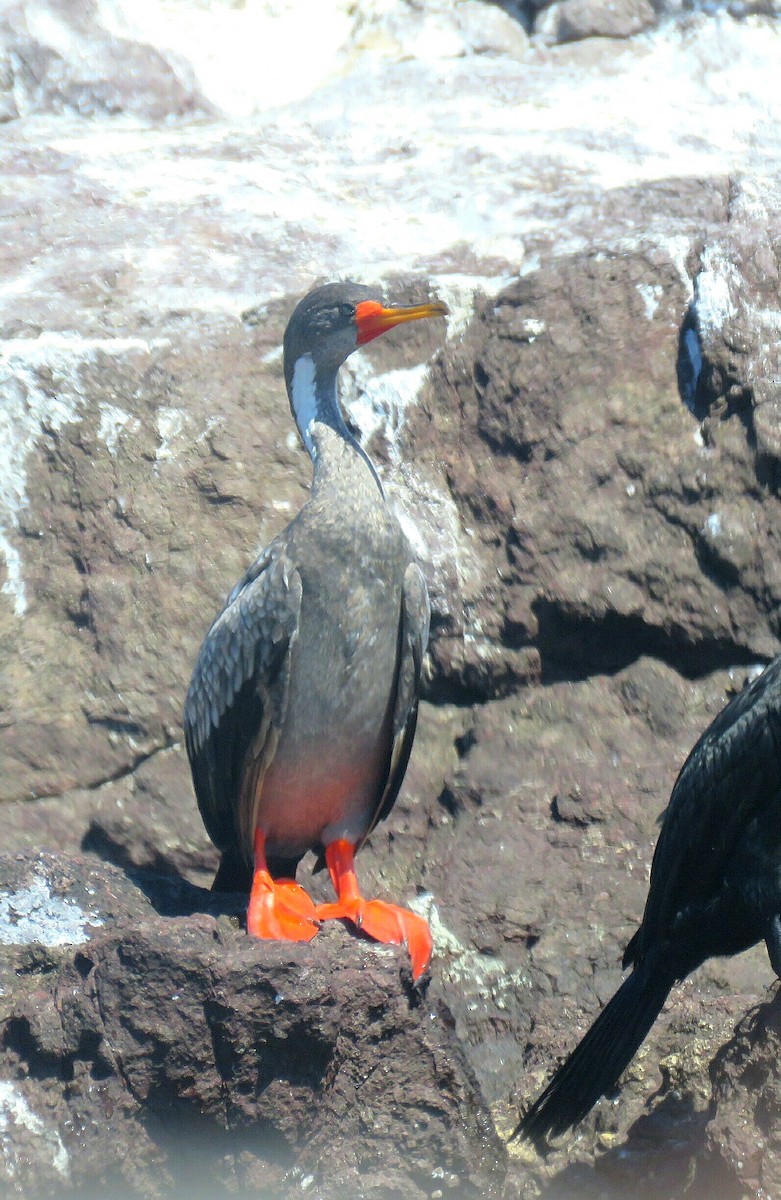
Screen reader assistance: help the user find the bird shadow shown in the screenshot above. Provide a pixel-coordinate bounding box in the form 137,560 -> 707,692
528,1093 -> 721,1200
80,820 -> 245,921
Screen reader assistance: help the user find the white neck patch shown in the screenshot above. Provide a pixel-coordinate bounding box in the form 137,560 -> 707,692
291,352 -> 318,457
289,351 -> 384,499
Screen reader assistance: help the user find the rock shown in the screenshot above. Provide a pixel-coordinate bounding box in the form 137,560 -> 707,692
509,987 -> 760,1199
685,179 -> 781,485
1,4 -> 781,1197
0,0 -> 213,120
354,0 -> 529,60
0,852 -> 506,1199
707,991 -> 781,1200
418,235 -> 781,698
536,0 -> 657,43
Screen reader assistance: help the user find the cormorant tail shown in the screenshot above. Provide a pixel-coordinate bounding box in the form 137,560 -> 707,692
514,959 -> 675,1145
211,847 -> 253,894
211,847 -> 303,894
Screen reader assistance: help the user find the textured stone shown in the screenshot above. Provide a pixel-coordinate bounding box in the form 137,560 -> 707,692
536,0 -> 657,42
0,853 -> 505,1200
1,5 -> 781,1198
707,992 -> 781,1200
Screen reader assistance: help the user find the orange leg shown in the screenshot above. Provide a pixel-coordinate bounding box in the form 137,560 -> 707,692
247,829 -> 320,942
315,839 -> 433,981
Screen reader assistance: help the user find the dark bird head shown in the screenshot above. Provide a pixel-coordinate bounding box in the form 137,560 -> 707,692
281,280 -> 448,463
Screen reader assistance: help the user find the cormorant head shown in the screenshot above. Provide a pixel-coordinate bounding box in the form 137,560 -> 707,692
281,280 -> 448,465
283,280 -> 448,392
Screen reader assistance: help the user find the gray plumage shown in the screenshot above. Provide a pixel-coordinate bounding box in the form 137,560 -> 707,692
183,282 -> 433,891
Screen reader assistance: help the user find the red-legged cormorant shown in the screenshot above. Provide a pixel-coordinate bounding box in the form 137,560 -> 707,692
184,282 -> 448,981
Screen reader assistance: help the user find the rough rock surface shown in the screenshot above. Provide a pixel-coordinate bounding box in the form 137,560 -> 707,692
536,0 -> 657,44
0,853 -> 505,1200
707,990 -> 781,1200
2,2 -> 781,1199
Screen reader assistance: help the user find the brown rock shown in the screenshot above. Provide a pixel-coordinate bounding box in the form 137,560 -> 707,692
419,245 -> 781,692
0,32 -> 780,1190
0,1 -> 213,120
538,0 -> 657,42
707,991 -> 781,1200
0,852 -> 506,1200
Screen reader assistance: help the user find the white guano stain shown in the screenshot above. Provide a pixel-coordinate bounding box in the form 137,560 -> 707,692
0,344 -> 84,615
661,234 -> 695,298
337,341 -> 482,622
397,464 -> 482,597
0,334 -> 163,616
98,403 -> 137,457
694,245 -> 740,340
637,282 -> 662,320
410,893 -> 531,1002
518,317 -> 546,342
155,406 -> 187,461
342,357 -> 429,467
704,512 -> 723,539
0,533 -> 26,617
430,274 -> 517,340
0,877 -> 104,947
0,1082 -> 69,1180
692,181 -> 781,390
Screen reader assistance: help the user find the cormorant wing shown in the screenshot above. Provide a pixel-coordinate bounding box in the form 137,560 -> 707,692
362,561 -> 430,843
183,544 -> 302,863
626,657 -> 781,967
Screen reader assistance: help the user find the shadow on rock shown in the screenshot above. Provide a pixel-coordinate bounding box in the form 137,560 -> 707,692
0,852 -> 505,1200
81,818 -> 243,919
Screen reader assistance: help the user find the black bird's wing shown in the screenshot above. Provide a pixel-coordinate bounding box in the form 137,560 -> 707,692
183,544 -> 302,870
626,656 -> 781,967
361,561 -> 430,844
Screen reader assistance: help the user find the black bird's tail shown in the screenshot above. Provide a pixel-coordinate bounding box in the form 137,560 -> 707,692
211,847 -> 253,894
514,959 -> 675,1145
211,846 -> 304,895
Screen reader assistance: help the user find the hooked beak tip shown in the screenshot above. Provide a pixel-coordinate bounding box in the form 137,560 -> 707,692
355,298 -> 449,346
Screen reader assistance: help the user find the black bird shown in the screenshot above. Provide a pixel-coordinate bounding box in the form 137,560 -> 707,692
183,282 -> 448,981
516,655 -> 781,1144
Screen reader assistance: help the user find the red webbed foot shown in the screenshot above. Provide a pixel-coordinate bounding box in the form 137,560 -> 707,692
315,840 -> 433,981
247,830 -> 320,943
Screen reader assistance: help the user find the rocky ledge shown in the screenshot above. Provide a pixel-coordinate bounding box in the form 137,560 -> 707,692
2,2 -> 781,1198
0,852 -> 505,1200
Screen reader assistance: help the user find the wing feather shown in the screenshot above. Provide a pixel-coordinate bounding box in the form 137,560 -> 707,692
364,561 -> 430,842
628,656 -> 781,964
183,546 -> 302,861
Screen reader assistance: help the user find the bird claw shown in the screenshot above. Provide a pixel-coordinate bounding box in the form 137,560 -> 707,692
247,877 -> 321,942
315,896 -> 432,981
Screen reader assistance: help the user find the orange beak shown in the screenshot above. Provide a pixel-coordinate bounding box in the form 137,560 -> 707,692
354,298 -> 449,347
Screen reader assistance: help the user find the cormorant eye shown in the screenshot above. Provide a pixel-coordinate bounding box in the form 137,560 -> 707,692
338,302 -> 355,320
